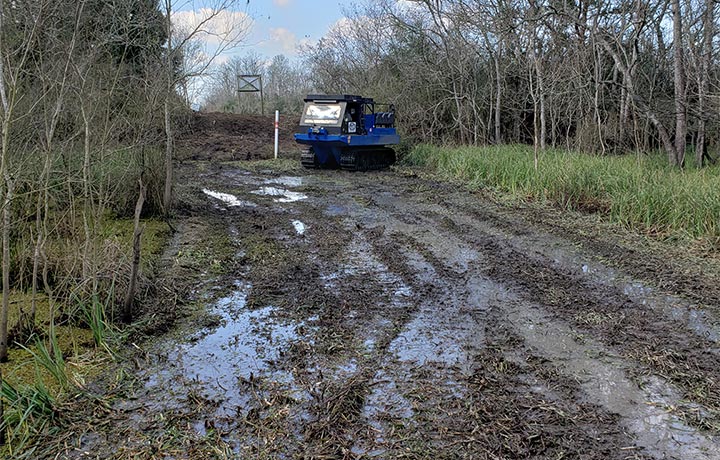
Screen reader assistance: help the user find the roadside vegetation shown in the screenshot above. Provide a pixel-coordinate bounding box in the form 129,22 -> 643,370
0,0 -> 249,455
403,145 -> 720,241
303,1 -> 717,170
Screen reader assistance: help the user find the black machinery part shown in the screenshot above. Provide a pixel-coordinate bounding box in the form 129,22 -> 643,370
300,147 -> 319,169
340,148 -> 396,171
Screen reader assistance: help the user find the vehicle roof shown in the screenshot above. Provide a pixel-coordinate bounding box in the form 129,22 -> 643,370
303,94 -> 374,104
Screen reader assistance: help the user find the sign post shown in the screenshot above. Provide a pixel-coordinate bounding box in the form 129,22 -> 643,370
274,110 -> 279,160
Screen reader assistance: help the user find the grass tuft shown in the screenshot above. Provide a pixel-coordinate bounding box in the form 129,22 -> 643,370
22,335 -> 69,391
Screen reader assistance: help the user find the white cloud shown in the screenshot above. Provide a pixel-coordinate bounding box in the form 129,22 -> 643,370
273,0 -> 292,6
213,54 -> 232,65
327,17 -> 353,35
396,0 -> 420,10
298,37 -> 313,49
172,8 -> 252,45
269,27 -> 299,54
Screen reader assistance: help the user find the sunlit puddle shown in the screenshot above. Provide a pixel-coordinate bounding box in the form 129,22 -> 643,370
144,283 -> 302,417
264,176 -> 303,187
251,186 -> 308,203
203,189 -> 257,208
292,220 -> 306,235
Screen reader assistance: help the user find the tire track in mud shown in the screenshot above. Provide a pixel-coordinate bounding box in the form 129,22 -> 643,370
428,197 -> 720,341
344,179 -> 719,459
201,180 -> 416,457
443,218 -> 720,427
327,194 -> 640,457
295,229 -> 421,457
368,181 -> 720,399
362,227 -> 649,459
181,168 -> 720,458
517,206 -> 720,308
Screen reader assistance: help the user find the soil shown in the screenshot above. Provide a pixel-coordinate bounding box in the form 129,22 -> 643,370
38,113 -> 720,459
176,111 -> 302,161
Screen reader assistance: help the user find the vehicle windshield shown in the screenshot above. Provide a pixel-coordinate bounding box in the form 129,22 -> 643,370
300,102 -> 346,126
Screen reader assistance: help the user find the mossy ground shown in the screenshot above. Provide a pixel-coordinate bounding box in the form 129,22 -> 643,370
1,218 -> 171,392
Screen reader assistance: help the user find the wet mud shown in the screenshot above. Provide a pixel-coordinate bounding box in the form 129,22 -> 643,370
50,160 -> 720,459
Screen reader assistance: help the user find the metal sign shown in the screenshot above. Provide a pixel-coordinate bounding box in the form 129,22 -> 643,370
237,74 -> 264,115
237,74 -> 262,93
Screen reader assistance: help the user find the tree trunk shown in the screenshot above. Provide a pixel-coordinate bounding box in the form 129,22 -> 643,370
123,178 -> 146,323
494,53 -> 502,144
0,367 -> 4,444
0,0 -> 9,363
594,43 -> 606,154
163,1 -> 174,214
598,38 -> 676,159
696,0 -> 712,167
163,98 -> 173,212
0,178 -> 11,362
672,0 -> 687,167
529,0 -> 545,152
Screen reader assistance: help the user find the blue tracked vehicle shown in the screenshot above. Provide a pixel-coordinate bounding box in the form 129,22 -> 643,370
294,94 -> 400,170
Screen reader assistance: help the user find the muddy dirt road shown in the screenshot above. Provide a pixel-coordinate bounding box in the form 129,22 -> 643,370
56,158 -> 720,459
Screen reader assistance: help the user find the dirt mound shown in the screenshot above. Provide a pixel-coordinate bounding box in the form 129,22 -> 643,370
177,111 -> 302,161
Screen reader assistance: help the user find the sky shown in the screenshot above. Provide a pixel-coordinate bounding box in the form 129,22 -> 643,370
244,0 -> 355,59
171,0 -> 358,62
171,0 -> 361,104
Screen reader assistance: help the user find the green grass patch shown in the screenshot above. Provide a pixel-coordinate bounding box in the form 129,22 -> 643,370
404,144 -> 720,240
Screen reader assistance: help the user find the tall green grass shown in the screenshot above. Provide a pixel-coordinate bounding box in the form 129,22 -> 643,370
77,289 -> 117,355
404,144 -> 720,239
22,335 -> 69,391
1,368 -> 57,455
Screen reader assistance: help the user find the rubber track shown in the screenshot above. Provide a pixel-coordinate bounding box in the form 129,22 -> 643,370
340,148 -> 396,171
301,148 -> 318,169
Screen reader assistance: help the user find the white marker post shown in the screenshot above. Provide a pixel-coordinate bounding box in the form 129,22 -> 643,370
274,110 -> 279,160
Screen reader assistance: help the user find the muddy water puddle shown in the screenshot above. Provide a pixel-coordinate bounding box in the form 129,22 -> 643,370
143,283 -> 307,420
202,188 -> 257,208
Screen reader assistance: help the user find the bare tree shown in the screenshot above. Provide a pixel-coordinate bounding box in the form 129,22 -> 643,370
0,0 -> 40,361
672,0 -> 687,167
161,0 -> 251,213
695,0 -> 713,166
